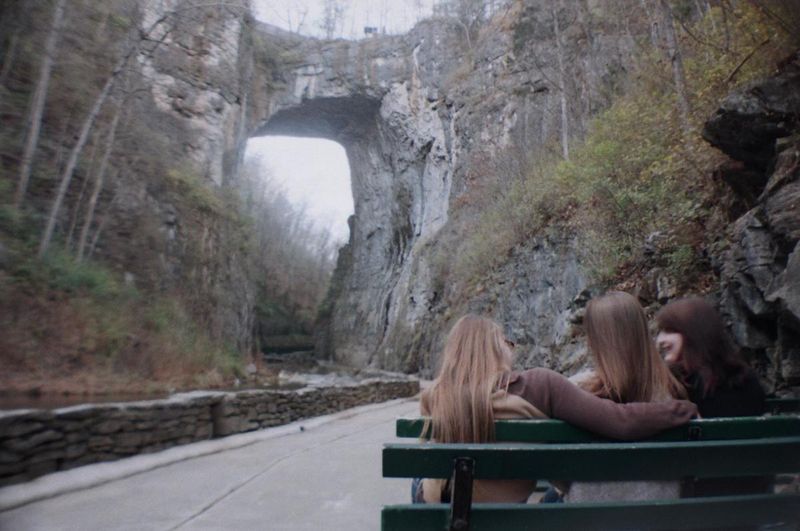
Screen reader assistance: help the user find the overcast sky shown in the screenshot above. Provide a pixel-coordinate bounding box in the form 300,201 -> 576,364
251,0 -> 435,39
246,137 -> 353,244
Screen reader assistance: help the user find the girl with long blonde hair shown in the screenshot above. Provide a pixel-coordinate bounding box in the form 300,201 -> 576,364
564,291 -> 686,503
415,314 -> 697,504
581,291 -> 686,403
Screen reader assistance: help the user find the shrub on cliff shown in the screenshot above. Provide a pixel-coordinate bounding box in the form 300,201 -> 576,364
446,1 -> 799,294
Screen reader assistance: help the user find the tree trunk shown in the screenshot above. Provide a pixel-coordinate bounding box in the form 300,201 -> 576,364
39,71 -> 116,256
658,0 -> 692,135
77,100 -> 122,262
552,2 -> 570,160
13,0 -> 66,210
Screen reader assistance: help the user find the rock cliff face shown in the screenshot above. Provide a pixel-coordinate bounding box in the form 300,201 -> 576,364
703,53 -> 800,391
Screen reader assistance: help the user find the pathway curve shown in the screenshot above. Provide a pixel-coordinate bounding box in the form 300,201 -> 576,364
0,398 -> 419,530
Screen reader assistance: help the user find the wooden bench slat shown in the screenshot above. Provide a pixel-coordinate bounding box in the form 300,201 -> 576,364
396,415 -> 800,442
383,436 -> 800,480
382,493 -> 800,531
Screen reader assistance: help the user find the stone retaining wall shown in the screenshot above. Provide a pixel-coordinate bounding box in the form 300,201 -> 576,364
0,379 -> 418,486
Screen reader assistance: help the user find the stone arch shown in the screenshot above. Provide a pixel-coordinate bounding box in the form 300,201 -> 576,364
246,25 -> 456,368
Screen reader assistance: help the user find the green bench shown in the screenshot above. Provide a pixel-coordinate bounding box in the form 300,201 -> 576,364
382,416 -> 800,530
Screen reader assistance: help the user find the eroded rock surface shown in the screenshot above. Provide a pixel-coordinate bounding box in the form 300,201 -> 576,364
706,53 -> 800,390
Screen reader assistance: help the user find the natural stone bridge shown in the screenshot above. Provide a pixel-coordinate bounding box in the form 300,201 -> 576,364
126,3 -> 799,387
148,7 -> 614,373
248,23 -> 457,369
134,8 -> 476,370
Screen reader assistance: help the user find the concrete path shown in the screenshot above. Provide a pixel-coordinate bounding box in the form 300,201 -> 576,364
0,398 -> 419,530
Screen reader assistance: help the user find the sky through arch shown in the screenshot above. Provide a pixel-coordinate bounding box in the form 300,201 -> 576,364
246,137 -> 354,244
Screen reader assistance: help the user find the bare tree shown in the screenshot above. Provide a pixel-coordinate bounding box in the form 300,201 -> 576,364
77,97 -> 123,261
434,0 -> 487,51
264,1 -> 310,33
319,0 -> 346,39
14,0 -> 66,210
552,1 -> 570,160
657,0 -> 692,134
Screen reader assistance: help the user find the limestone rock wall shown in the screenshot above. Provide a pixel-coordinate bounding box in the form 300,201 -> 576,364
703,52 -> 800,392
0,379 -> 418,487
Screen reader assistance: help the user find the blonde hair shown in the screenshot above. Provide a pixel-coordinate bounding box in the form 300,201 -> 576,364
422,314 -> 514,443
583,291 -> 686,403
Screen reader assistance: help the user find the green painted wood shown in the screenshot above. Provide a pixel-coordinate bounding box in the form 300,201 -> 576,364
767,397 -> 800,414
381,494 -> 800,531
396,416 -> 800,442
382,436 -> 800,480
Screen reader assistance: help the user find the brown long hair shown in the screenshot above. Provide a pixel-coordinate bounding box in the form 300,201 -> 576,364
583,291 -> 685,402
422,314 -> 514,443
655,297 -> 747,396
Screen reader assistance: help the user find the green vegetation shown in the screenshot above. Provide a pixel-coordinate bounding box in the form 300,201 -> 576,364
0,181 -> 244,393
166,167 -> 227,216
446,2 -> 799,291
0,247 -> 245,392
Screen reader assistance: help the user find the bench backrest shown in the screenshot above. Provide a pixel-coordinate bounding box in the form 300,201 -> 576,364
383,436 -> 800,480
396,415 -> 800,443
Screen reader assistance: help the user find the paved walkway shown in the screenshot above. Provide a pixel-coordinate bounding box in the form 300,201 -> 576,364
0,398 -> 419,530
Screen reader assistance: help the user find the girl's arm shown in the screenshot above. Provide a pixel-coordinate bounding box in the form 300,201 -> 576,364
509,368 -> 697,440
